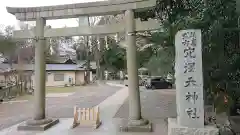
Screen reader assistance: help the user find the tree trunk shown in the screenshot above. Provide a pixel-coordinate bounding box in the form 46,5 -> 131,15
94,37 -> 101,81
99,37 -> 105,81
24,76 -> 27,92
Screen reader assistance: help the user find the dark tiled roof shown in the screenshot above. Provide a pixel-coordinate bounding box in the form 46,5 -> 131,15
0,64 -> 85,71
77,61 -> 96,69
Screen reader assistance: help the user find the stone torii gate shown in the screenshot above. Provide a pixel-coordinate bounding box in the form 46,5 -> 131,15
6,0 -> 158,132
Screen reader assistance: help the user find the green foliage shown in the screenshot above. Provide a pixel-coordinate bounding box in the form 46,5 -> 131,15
145,46 -> 174,75
0,26 -> 17,62
101,45 -> 126,71
214,93 -> 234,114
0,37 -> 16,55
135,0 -> 240,107
137,47 -> 153,68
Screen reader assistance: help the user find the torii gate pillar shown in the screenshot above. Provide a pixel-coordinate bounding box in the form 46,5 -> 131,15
6,0 -> 157,132
33,18 -> 46,121
117,9 -> 151,132
18,18 -> 59,131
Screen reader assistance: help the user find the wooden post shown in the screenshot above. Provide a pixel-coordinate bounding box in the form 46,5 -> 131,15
92,108 -> 95,120
72,106 -> 101,129
72,106 -> 79,128
83,108 -> 86,120
96,106 -> 100,123
87,108 -> 91,120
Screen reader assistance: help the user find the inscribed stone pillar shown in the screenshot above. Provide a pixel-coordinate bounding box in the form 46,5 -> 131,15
34,17 -> 46,120
125,9 -> 142,121
175,29 -> 204,128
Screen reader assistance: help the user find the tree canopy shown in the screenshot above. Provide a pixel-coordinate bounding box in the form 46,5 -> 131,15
133,0 -> 240,105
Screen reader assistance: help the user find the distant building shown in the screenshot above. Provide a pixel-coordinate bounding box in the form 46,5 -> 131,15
0,63 -> 87,87
0,55 -> 98,87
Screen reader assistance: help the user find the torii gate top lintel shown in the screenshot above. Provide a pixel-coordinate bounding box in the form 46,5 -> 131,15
6,0 -> 156,21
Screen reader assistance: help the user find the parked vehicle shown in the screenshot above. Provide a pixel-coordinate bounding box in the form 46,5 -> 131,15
166,72 -> 173,83
145,77 -> 172,89
140,75 -> 149,86
124,75 -> 144,86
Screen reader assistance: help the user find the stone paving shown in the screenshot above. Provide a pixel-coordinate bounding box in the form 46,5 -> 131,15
114,88 -> 177,135
0,84 -> 177,135
65,88 -> 177,135
0,85 -> 129,135
45,93 -> 74,97
0,85 -> 121,130
115,89 -> 176,119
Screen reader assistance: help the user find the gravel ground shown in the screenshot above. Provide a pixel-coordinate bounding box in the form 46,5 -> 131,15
0,85 -> 121,130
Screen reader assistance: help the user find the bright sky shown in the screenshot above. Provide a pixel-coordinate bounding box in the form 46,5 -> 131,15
0,0 -> 103,30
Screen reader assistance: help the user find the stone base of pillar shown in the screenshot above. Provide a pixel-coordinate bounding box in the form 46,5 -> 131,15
167,118 -> 218,135
119,119 -> 152,132
17,118 -> 59,131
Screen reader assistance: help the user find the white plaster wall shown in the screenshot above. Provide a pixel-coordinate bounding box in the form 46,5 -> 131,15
32,71 -> 76,87
75,71 -> 85,85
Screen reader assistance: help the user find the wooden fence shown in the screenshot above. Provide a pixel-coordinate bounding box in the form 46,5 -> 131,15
72,106 -> 101,129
